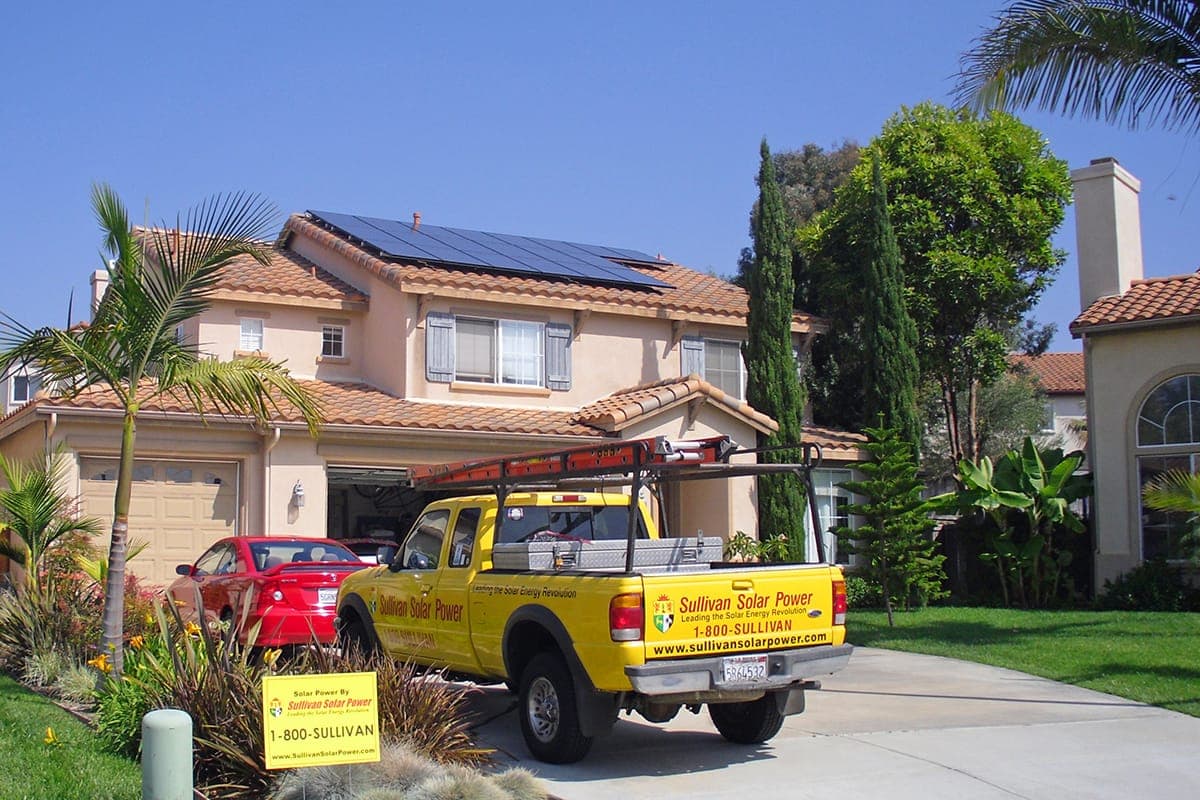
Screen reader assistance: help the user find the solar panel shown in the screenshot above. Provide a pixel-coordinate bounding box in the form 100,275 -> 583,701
307,210 -> 673,290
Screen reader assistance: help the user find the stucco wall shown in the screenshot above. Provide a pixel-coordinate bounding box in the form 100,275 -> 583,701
196,303 -> 366,383
1085,323 -> 1200,584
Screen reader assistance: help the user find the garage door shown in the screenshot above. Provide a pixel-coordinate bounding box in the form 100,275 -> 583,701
80,458 -> 238,586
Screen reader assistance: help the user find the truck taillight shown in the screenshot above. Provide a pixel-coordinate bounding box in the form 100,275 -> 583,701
552,494 -> 586,503
832,579 -> 847,626
610,593 -> 643,642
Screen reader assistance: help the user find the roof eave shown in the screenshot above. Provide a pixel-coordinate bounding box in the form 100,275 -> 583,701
1071,312 -> 1200,338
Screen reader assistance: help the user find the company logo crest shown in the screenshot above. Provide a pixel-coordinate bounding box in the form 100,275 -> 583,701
652,594 -> 674,634
269,697 -> 283,718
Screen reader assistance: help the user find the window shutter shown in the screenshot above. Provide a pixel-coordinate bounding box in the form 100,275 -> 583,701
680,336 -> 705,378
425,312 -> 455,383
545,322 -> 572,391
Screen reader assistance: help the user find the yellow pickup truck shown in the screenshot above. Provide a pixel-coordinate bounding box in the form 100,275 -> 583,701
335,437 -> 852,763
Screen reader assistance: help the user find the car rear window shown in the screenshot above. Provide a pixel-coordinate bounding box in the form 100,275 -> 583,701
249,541 -> 359,570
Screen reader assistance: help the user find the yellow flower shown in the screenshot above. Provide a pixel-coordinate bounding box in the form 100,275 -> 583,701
86,653 -> 112,674
145,612 -> 155,625
44,727 -> 60,746
129,635 -> 144,650
184,621 -> 201,637
262,648 -> 282,669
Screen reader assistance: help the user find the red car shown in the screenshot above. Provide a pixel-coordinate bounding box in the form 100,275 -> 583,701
167,537 -> 367,647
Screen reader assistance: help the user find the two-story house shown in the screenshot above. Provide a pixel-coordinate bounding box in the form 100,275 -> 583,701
0,211 -> 864,584
1008,352 -> 1088,458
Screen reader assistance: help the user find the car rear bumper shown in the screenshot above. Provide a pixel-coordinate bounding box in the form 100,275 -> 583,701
625,643 -> 853,696
243,607 -> 339,647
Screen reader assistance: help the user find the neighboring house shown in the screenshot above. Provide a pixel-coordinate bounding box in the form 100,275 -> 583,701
1070,157 -> 1200,585
0,365 -> 43,417
0,211 -> 865,585
1008,352 -> 1088,458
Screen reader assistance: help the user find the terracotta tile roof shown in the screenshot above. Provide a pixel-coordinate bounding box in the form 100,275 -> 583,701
285,214 -> 824,331
803,424 -> 868,461
1008,352 -> 1086,395
1070,271 -> 1200,334
37,381 -> 602,438
577,375 -> 778,434
213,248 -> 368,305
132,226 -> 367,305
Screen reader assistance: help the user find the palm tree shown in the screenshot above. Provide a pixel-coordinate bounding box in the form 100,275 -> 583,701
0,450 -> 102,594
956,1 -> 1200,133
0,184 -> 322,673
1142,469 -> 1200,561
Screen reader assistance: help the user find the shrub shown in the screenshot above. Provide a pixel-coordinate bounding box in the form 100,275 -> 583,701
270,742 -> 544,800
1097,560 -> 1200,612
844,575 -> 884,608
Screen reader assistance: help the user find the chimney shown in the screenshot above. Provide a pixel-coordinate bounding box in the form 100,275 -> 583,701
90,269 -> 110,317
412,212 -> 422,231
1071,157 -> 1144,311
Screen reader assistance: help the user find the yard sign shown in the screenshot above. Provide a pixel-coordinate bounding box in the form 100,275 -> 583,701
262,671 -> 380,769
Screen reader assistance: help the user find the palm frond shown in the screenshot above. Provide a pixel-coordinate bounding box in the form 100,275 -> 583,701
1142,469 -> 1200,513
957,0 -> 1200,132
155,356 -> 322,437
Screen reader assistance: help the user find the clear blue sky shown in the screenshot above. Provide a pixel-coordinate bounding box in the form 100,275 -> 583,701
3,1 -> 1197,352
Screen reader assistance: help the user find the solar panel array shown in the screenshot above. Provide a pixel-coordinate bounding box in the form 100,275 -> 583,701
307,210 -> 673,290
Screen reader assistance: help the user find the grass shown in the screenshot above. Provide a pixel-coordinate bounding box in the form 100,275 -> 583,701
0,674 -> 140,800
847,607 -> 1200,717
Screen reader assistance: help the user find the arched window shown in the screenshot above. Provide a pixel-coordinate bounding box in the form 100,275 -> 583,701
1136,374 -> 1200,561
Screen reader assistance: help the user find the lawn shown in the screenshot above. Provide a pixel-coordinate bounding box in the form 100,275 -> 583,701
847,607 -> 1200,717
0,674 -> 140,800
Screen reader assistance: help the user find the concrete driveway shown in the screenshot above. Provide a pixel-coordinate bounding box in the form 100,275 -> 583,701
468,647 -> 1200,799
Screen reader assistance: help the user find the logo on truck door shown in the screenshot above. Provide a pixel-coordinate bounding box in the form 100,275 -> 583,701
653,594 -> 674,634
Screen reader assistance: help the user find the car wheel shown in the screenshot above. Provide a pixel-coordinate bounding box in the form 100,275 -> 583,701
518,651 -> 592,763
336,614 -> 376,657
708,694 -> 785,744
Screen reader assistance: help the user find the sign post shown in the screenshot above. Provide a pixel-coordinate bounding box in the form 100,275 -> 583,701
262,672 -> 381,770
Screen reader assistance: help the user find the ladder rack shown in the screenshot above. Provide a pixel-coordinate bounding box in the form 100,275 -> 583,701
408,435 -> 828,570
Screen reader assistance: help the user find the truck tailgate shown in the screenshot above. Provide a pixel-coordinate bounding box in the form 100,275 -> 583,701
642,564 -> 842,660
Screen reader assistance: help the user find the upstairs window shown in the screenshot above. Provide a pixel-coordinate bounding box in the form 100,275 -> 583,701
240,318 -> 264,352
681,336 -> 745,400
426,312 -> 571,390
11,373 -> 41,404
322,325 -> 345,358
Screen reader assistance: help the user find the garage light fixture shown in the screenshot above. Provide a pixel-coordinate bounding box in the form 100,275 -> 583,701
292,480 -> 305,508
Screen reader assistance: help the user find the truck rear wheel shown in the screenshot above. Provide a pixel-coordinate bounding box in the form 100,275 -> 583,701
708,694 -> 785,744
518,651 -> 592,763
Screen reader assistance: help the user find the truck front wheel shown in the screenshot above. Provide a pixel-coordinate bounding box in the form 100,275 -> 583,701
518,651 -> 593,763
708,694 -> 785,744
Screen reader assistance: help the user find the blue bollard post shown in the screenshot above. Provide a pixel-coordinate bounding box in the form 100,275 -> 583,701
142,708 -> 193,800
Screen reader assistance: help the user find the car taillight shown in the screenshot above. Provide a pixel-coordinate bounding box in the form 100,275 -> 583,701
258,582 -> 288,607
832,579 -> 847,626
610,593 -> 643,642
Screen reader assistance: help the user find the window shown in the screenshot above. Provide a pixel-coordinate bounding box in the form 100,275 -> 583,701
11,373 -> 41,404
1136,375 -> 1200,562
449,507 -> 481,567
239,318 -> 264,352
805,468 -> 857,565
426,312 -> 571,390
1041,402 -> 1056,434
399,509 -> 450,570
495,504 -> 649,544
455,317 -> 543,386
681,337 -> 745,400
322,325 -> 345,358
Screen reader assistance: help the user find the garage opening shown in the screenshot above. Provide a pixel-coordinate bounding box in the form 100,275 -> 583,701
326,467 -> 431,560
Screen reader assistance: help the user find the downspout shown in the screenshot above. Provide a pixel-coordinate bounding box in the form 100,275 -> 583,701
263,427 -> 281,535
45,412 -> 58,460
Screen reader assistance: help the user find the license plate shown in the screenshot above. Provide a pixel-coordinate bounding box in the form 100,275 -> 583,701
318,587 -> 338,605
722,654 -> 768,683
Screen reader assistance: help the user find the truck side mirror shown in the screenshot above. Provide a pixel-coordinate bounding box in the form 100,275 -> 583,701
376,544 -> 398,567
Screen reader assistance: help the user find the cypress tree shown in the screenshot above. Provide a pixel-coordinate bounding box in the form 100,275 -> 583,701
861,153 -> 922,453
744,139 -> 807,557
